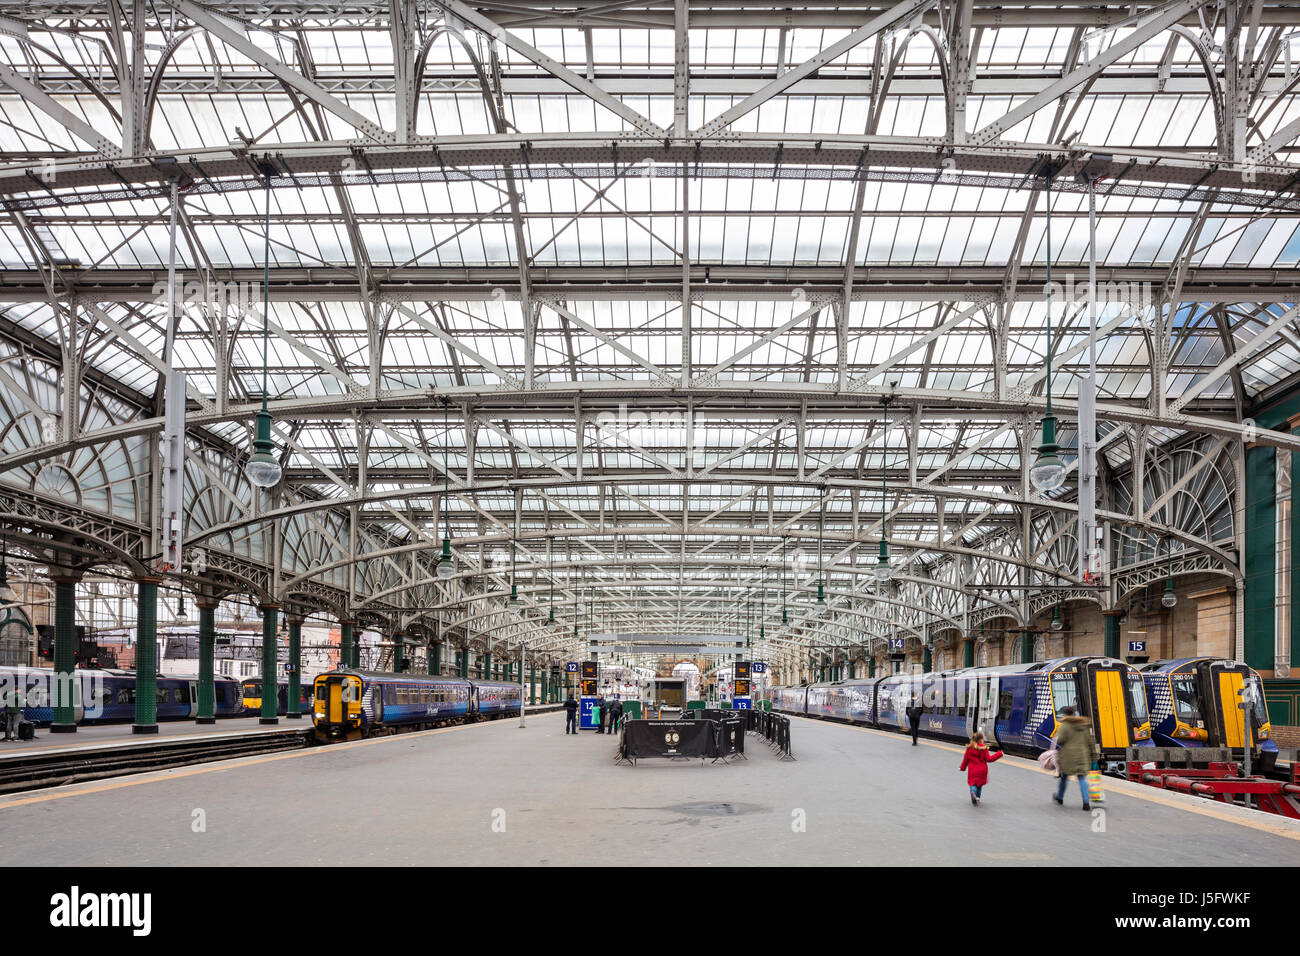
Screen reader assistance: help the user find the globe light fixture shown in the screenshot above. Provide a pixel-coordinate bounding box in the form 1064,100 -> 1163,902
245,408 -> 282,488
175,596 -> 189,625
1050,605 -> 1063,631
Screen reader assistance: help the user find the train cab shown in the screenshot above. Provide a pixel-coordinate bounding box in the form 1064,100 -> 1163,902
313,671 -> 364,741
1139,658 -> 1277,769
1032,657 -> 1152,760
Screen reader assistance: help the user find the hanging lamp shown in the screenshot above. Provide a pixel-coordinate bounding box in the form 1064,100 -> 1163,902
816,487 -> 826,605
873,394 -> 892,583
244,168 -> 281,489
1030,173 -> 1067,493
436,398 -> 455,579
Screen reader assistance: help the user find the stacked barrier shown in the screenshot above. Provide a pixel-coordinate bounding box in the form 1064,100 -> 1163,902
745,707 -> 795,759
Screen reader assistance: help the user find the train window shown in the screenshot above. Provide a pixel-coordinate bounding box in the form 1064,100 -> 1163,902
998,691 -> 1014,720
1050,677 -> 1078,715
1126,676 -> 1148,722
1171,677 -> 1201,722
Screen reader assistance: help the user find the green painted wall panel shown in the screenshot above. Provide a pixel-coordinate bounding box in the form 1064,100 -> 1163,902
1244,443 -> 1276,671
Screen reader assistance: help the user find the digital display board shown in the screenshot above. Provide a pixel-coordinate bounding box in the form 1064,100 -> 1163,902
581,678 -> 598,696
581,661 -> 598,679
733,679 -> 751,697
734,661 -> 751,680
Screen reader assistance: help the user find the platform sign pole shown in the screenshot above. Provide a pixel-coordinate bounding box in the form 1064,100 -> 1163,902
286,616 -> 302,718
196,599 -> 217,723
519,642 -> 527,728
50,574 -> 82,733
259,603 -> 280,724
132,576 -> 161,734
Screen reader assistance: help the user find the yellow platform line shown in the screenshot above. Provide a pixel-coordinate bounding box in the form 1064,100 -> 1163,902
0,715 -> 531,811
793,714 -> 1300,841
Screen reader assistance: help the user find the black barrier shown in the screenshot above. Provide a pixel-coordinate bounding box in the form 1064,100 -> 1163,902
617,716 -> 750,765
619,719 -> 715,764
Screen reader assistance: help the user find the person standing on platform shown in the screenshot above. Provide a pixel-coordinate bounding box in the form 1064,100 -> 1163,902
595,693 -> 606,733
564,693 -> 578,735
611,696 -> 623,733
3,684 -> 19,741
1052,707 -> 1097,811
959,732 -> 1003,806
905,695 -> 924,745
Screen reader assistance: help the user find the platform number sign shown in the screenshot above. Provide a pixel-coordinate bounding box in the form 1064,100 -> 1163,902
888,637 -> 905,652
751,662 -> 766,673
565,662 -> 580,673
1128,641 -> 1146,653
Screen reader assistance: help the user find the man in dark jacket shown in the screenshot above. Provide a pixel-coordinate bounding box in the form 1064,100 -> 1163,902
1053,707 -> 1098,810
563,694 -> 578,734
905,695 -> 924,745
595,694 -> 606,733
610,696 -> 623,733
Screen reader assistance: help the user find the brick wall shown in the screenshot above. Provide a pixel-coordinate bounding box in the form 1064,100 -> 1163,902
1268,725 -> 1300,749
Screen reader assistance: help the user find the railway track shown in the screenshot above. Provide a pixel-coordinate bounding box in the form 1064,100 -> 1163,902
0,728 -> 313,796
0,705 -> 569,796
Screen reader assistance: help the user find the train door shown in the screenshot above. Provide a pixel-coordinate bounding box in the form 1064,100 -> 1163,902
1195,661 -> 1252,750
970,676 -> 1000,744
1082,661 -> 1131,751
188,681 -> 199,718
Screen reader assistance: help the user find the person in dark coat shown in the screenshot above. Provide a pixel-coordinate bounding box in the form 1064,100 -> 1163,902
563,693 -> 578,734
595,694 -> 606,733
905,695 -> 924,745
611,696 -> 623,733
1053,707 -> 1099,810
959,731 -> 1003,805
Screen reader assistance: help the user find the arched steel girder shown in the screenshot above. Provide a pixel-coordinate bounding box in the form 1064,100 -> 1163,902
262,479 -> 1235,595
433,580 -> 947,639
304,524 -> 1078,615
360,557 -> 992,634
5,132 -> 1297,204
3,382 -> 1295,479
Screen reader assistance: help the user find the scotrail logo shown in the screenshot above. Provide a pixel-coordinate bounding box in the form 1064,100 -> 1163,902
49,886 -> 151,936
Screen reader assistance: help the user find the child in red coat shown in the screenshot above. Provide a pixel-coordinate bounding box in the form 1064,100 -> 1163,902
959,732 -> 1003,805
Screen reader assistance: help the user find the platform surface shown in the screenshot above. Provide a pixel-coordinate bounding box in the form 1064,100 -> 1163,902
2,712 -> 1298,866
0,717 -> 307,760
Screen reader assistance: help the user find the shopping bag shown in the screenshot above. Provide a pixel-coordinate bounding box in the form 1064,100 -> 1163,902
1037,749 -> 1059,773
1086,769 -> 1105,804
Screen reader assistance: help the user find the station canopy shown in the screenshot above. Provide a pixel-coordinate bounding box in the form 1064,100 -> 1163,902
0,0 -> 1298,670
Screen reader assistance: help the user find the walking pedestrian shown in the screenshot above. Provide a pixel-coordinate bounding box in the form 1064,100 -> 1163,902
563,693 -> 578,735
905,694 -> 924,745
1052,706 -> 1098,810
959,731 -> 1003,805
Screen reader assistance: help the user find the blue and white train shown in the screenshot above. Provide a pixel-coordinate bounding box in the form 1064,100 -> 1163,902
768,656 -> 1155,768
0,665 -> 244,724
312,669 -> 523,741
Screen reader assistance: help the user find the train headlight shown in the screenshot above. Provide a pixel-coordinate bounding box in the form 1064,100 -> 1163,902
1173,725 -> 1190,738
